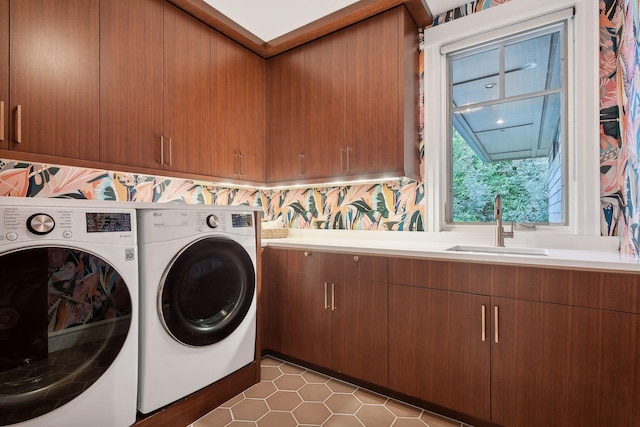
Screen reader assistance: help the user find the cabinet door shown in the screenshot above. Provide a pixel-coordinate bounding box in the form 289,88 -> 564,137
261,248 -> 287,354
211,31 -> 265,181
285,270 -> 332,368
332,276 -> 388,386
389,285 -> 491,420
0,0 -> 7,151
266,49 -> 304,183
9,0 -> 99,160
100,0 -> 163,168
163,2 -> 212,176
492,297 -> 640,427
346,9 -> 400,176
303,31 -> 346,180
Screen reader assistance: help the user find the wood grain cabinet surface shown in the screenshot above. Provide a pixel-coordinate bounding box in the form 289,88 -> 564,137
263,249 -> 640,427
263,249 -> 389,387
387,257 -> 640,427
5,0 -> 99,160
266,6 -> 419,185
211,30 -> 265,183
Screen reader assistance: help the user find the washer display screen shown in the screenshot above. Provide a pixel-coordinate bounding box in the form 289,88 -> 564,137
86,212 -> 132,233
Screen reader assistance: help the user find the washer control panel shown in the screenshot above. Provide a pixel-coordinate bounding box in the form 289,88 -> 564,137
0,206 -> 136,245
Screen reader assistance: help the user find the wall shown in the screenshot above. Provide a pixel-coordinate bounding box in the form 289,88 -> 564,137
0,160 -> 424,231
0,0 -> 635,245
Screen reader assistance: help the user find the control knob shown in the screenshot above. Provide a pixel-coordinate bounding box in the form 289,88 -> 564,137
27,213 -> 55,235
206,214 -> 219,229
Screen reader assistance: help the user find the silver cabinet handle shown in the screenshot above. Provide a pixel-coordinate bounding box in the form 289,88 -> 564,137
298,153 -> 305,176
167,137 -> 173,165
324,282 -> 329,310
494,305 -> 499,344
234,152 -> 239,175
240,152 -> 246,176
346,146 -> 351,171
0,101 -> 4,141
340,147 -> 346,172
481,305 -> 486,342
15,105 -> 22,143
331,283 -> 336,311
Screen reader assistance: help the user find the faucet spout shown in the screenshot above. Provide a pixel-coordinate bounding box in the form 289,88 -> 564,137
494,194 -> 514,247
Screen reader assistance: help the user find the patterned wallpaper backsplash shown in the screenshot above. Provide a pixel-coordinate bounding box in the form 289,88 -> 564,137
1,0 -> 638,249
0,161 -> 425,231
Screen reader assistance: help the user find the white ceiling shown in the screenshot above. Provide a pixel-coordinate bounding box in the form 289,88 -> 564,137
202,0 -> 462,42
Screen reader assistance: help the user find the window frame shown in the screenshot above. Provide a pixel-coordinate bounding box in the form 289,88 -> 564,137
422,0 -> 600,235
445,17 -> 568,226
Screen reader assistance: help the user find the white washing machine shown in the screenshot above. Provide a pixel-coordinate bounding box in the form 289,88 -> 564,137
0,198 -> 138,427
136,207 -> 258,414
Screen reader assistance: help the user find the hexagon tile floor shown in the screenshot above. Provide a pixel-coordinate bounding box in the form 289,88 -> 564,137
190,357 -> 473,427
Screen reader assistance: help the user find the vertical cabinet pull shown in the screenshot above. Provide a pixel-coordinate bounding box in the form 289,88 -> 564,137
331,283 -> 336,311
167,137 -> 173,165
481,304 -> 486,342
494,305 -> 499,344
15,105 -> 22,143
240,152 -> 246,176
324,282 -> 329,310
160,136 -> 164,165
346,146 -> 351,171
340,147 -> 346,171
0,101 -> 4,141
234,152 -> 239,174
298,153 -> 305,176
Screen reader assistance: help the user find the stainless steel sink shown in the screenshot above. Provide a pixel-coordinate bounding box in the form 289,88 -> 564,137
446,245 -> 549,256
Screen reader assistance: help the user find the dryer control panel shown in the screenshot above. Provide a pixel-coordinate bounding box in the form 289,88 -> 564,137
138,209 -> 257,243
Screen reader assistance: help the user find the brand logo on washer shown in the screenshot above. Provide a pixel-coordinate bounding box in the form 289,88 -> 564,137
125,248 -> 135,261
153,212 -> 162,217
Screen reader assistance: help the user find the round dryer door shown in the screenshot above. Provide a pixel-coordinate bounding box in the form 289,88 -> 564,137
159,237 -> 255,347
0,246 -> 132,425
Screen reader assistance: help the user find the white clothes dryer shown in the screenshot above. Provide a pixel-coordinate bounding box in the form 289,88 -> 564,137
136,207 -> 258,414
0,198 -> 138,427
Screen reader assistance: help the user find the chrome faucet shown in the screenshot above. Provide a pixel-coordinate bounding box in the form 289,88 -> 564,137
494,194 -> 514,247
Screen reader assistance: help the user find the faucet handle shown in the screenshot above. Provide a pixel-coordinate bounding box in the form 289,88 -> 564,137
506,221 -> 515,238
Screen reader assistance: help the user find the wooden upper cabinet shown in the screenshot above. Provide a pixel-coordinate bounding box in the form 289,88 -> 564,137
266,48 -> 305,183
346,6 -> 418,178
211,31 -> 265,182
100,0 -> 163,169
163,2 -> 212,176
266,6 -> 419,184
303,31 -> 347,180
8,0 -> 99,160
0,0 -> 7,151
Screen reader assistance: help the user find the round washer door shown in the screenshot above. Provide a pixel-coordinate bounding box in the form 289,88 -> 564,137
0,246 -> 132,425
159,237 -> 255,347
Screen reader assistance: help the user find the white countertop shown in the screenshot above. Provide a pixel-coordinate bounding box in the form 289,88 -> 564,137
262,229 -> 640,272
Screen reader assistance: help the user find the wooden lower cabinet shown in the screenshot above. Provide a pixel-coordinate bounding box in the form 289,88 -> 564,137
265,249 -> 388,387
389,284 -> 491,420
263,251 -> 640,426
492,297 -> 640,427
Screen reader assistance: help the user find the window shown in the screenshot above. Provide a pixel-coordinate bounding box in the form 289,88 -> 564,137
446,21 -> 566,224
422,1 -> 600,234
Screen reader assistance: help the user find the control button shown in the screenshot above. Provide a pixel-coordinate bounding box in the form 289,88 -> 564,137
197,226 -> 203,232
6,232 -> 18,241
26,213 -> 55,235
206,214 -> 219,229
63,230 -> 73,239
